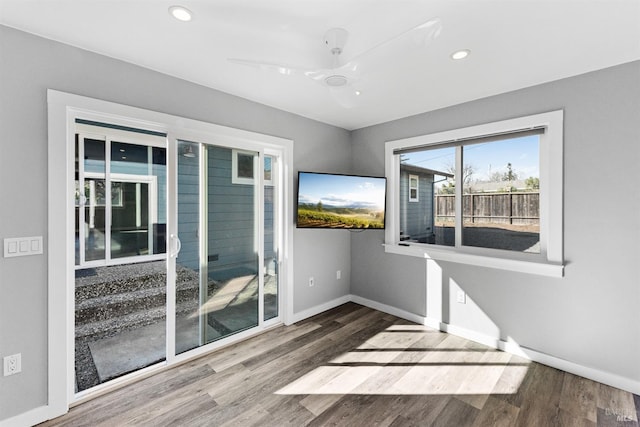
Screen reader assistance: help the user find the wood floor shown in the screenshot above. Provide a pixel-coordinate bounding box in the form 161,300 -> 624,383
41,303 -> 639,427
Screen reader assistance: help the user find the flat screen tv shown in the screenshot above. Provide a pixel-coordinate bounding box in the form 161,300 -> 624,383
296,171 -> 386,229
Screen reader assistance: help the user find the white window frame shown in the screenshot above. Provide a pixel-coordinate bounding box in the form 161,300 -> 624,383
408,174 -> 419,202
384,110 -> 564,277
75,127 -> 165,269
232,149 -> 274,186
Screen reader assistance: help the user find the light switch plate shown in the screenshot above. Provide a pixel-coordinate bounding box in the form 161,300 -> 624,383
4,236 -> 43,258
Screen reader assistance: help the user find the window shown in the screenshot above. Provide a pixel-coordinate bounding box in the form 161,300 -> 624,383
409,174 -> 419,202
232,149 -> 274,185
385,111 -> 564,276
74,124 -> 167,267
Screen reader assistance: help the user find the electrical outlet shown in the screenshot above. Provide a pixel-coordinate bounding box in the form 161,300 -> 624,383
309,276 -> 315,287
336,270 -> 341,280
4,353 -> 21,376
456,290 -> 466,304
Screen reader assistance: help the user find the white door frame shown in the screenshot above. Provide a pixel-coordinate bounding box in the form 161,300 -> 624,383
47,90 -> 294,420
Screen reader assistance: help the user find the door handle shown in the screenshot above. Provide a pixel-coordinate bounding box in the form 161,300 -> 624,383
170,234 -> 182,258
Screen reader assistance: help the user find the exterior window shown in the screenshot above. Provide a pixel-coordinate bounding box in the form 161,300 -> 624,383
232,149 -> 273,185
75,127 -> 167,268
399,135 -> 540,252
408,174 -> 419,202
400,148 -> 455,245
385,111 -> 564,274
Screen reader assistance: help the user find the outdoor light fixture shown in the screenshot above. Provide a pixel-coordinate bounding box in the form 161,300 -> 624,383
169,6 -> 192,22
182,144 -> 196,158
451,49 -> 470,60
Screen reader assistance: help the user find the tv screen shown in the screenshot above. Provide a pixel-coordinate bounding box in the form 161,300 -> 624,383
296,171 -> 386,229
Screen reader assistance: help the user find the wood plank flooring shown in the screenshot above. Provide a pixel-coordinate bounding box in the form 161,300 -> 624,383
40,303 -> 639,427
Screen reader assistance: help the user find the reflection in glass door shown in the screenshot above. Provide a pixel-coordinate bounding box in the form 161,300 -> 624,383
176,141 -> 280,354
264,154 -> 279,321
74,125 -> 167,393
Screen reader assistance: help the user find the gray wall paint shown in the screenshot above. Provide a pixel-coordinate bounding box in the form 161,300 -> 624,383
0,25 -> 351,421
351,61 -> 640,383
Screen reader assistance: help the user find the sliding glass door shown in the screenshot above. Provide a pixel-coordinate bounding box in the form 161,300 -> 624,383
73,126 -> 282,393
51,90 -> 292,407
175,140 -> 282,354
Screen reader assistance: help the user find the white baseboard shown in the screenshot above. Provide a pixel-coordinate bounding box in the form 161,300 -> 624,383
314,294 -> 640,396
291,295 -> 352,324
426,317 -> 640,396
0,404 -> 62,427
349,295 -> 427,325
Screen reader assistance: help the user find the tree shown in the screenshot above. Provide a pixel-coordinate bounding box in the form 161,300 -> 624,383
444,163 -> 474,185
438,181 -> 456,194
502,162 -> 518,182
525,176 -> 539,190
316,201 -> 323,211
489,171 -> 503,182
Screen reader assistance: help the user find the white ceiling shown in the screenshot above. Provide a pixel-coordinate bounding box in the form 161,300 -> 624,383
1,0 -> 639,130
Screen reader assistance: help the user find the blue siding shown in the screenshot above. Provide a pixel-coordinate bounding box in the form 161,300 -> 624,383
176,144 -> 276,277
176,145 -> 200,271
399,169 -> 435,240
207,146 -> 258,279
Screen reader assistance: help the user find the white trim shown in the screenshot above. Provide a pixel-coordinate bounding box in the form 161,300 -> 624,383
46,89 -> 294,424
291,294 -> 640,396
385,110 -> 564,274
344,295 -> 640,395
425,318 -> 640,396
350,295 -> 426,325
75,123 -> 166,148
231,149 -> 275,186
47,89 -> 73,421
408,174 -> 419,202
383,243 -> 564,277
0,405 -> 59,427
231,148 -> 257,185
290,295 -> 352,324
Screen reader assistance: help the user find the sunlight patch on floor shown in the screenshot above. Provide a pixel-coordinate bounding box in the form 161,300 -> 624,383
276,326 -> 529,396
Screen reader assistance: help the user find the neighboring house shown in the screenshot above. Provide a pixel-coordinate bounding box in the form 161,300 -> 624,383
177,146 -> 276,281
399,163 -> 453,243
467,178 -> 531,193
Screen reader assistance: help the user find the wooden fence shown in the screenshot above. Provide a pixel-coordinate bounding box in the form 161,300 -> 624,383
435,192 -> 539,225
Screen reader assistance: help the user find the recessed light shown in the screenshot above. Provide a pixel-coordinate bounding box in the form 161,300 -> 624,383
169,6 -> 192,22
354,90 -> 361,96
451,49 -> 470,60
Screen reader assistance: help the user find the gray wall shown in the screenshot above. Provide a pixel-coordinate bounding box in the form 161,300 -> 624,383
0,25 -> 351,421
351,61 -> 640,384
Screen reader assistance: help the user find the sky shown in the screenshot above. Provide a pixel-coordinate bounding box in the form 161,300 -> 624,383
298,172 -> 386,210
403,135 -> 540,182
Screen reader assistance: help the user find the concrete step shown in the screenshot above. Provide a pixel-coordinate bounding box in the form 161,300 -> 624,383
75,261 -> 200,303
75,279 -> 202,325
75,299 -> 198,341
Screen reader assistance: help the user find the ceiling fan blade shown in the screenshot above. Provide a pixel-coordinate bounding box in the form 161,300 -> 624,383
227,58 -> 311,76
346,17 -> 442,65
